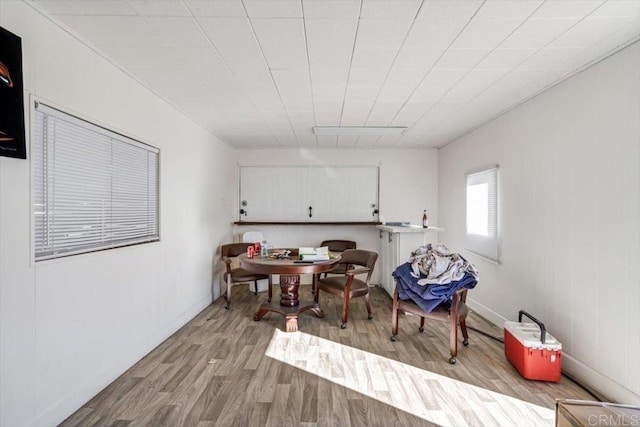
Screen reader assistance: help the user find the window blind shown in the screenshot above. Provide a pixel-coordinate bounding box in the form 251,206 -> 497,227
33,102 -> 159,261
465,166 -> 498,263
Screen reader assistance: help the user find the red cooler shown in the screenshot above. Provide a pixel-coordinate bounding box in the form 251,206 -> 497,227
504,311 -> 562,382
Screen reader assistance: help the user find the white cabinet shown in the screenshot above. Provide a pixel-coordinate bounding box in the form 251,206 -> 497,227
240,166 -> 379,222
377,225 -> 443,297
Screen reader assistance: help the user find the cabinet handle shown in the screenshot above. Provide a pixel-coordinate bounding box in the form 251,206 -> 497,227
308,206 -> 313,218
239,208 -> 247,216
388,233 -> 393,243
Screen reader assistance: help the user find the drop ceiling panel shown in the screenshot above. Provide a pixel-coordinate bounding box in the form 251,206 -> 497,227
403,18 -> 470,48
33,0 -> 81,15
143,17 -> 210,48
127,1 -> 191,17
185,1 -> 247,17
302,0 -> 361,19
474,1 -> 544,19
68,0 -> 135,16
251,18 -> 308,69
244,0 -> 303,18
450,18 -> 525,49
433,48 -> 491,70
549,17 -> 637,48
393,48 -> 444,69
360,1 -> 421,19
37,0 -> 640,150
356,18 -> 413,50
501,18 -> 581,48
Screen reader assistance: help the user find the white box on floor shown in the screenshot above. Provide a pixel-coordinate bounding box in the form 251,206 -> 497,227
249,278 -> 269,293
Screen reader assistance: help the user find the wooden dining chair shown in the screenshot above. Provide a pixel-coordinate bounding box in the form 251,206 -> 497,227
391,286 -> 470,364
319,239 -> 356,277
313,249 -> 377,329
221,243 -> 272,309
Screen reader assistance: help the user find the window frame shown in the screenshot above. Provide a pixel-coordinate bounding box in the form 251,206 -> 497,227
465,165 -> 499,264
31,100 -> 160,262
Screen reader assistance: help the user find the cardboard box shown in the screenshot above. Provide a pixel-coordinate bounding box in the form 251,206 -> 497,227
504,320 -> 562,382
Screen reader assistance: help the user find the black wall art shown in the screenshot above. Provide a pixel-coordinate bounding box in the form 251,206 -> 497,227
0,26 -> 26,159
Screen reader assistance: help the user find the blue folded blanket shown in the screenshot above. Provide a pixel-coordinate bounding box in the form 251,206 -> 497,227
392,262 -> 478,313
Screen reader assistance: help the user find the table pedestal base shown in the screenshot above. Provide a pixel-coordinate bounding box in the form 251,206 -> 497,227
254,274 -> 324,332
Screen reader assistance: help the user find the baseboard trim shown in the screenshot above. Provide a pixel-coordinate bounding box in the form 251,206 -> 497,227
29,294 -> 212,427
466,298 -> 640,406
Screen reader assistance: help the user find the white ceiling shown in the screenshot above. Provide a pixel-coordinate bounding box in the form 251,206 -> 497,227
30,0 -> 640,149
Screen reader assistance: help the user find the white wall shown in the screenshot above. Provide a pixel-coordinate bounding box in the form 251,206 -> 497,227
439,42 -> 640,404
0,3 -> 236,426
235,148 -> 439,284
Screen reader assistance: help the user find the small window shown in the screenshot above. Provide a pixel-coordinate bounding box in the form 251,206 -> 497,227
33,102 -> 159,261
465,166 -> 498,263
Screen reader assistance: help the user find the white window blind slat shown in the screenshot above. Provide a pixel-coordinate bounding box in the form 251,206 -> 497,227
33,102 -> 159,261
465,166 -> 499,263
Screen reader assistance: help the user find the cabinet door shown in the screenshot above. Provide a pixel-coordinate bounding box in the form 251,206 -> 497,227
307,166 -> 378,221
379,231 -> 398,297
240,166 -> 307,221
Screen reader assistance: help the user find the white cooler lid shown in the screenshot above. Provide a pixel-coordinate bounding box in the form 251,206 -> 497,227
504,320 -> 562,350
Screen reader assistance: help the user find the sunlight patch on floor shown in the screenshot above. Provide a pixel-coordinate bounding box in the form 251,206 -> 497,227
265,329 -> 554,426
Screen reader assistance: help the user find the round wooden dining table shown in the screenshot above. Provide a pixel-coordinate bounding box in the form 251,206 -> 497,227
240,252 -> 340,332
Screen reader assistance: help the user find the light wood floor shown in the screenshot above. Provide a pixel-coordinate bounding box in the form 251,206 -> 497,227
61,285 -> 595,426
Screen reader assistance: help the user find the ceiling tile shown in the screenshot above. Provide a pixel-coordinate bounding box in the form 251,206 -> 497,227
312,86 -> 346,102
383,68 -> 429,88
355,19 -> 413,50
336,135 -> 360,147
533,1 -> 604,19
501,18 -> 580,48
271,69 -> 314,110
351,48 -> 397,69
62,15 -> 159,47
68,0 -> 136,15
433,48 -> 491,70
303,0 -> 361,19
185,1 -> 247,17
475,48 -> 537,70
393,48 -> 444,69
317,136 -> 339,146
347,68 -> 389,88
360,1 -> 421,18
33,0 -> 82,15
101,46 -> 178,69
417,1 -> 482,20
198,18 -> 267,71
127,1 -> 191,17
404,18 -> 470,49
474,1 -> 543,19
305,19 -> 358,69
310,68 -> 350,89
549,17 -> 637,48
144,17 -> 210,47
586,1 -> 640,18
518,47 -> 584,70
244,0 -> 303,18
451,18 -> 525,49
251,18 -> 308,69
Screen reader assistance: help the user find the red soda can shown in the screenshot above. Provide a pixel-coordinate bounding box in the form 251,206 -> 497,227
254,241 -> 261,252
247,246 -> 255,258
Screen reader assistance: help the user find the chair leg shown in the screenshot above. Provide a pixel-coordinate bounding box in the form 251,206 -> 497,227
225,276 -> 232,309
391,300 -> 399,341
340,293 -> 350,329
314,286 -> 320,304
460,319 -> 469,346
268,275 -> 273,303
364,293 -> 373,320
449,315 -> 458,364
419,317 -> 425,333
253,281 -> 258,296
